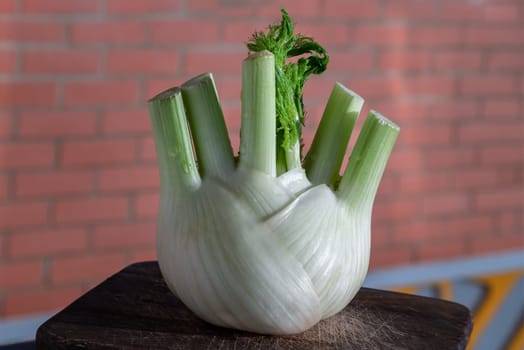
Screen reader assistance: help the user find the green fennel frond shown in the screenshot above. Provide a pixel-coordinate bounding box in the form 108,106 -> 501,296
247,9 -> 329,159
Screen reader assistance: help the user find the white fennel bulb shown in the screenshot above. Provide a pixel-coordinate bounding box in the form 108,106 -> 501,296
148,11 -> 399,335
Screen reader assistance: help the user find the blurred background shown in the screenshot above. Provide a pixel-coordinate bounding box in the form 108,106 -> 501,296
0,0 -> 522,349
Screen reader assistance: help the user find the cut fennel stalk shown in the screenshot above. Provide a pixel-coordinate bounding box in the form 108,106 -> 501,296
148,11 -> 399,336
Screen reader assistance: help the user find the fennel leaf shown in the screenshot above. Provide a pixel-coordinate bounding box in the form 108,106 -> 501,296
247,9 -> 329,168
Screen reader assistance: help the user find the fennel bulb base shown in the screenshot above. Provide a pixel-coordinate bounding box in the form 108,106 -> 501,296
156,169 -> 371,335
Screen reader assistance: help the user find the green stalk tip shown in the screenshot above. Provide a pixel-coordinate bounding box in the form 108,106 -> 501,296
304,82 -> 364,186
181,73 -> 234,179
239,50 -> 277,176
148,87 -> 201,193
337,110 -> 399,211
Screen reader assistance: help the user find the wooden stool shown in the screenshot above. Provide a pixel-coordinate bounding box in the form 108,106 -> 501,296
36,261 -> 472,349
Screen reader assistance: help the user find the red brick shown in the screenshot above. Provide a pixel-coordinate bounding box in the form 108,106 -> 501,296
61,139 -> 136,167
427,100 -> 479,120
93,222 -> 155,249
505,168 -> 521,186
50,253 -> 126,284
470,233 -> 524,256
0,82 -> 56,107
130,247 -> 157,262
475,187 -> 523,211
302,128 -> 315,153
384,0 -> 435,19
440,2 -> 485,21
441,2 -> 520,22
369,223 -> 392,246
5,286 -> 82,316
345,77 -> 402,98
403,76 -> 456,96
102,109 -> 151,134
0,142 -> 54,170
375,173 -> 397,198
135,192 -> 159,219
425,148 -> 476,169
302,77 -> 336,103
255,1 -> 321,18
353,24 -> 408,46
323,0 -> 378,18
55,196 -> 129,224
215,77 -> 241,101
370,101 -> 428,122
393,220 -> 445,243
0,50 -> 16,74
409,26 -> 464,46
222,21 -> 267,43
145,78 -> 184,100
0,112 -> 12,138
422,193 -> 470,216
349,76 -> 455,98
0,0 -> 16,13
107,50 -> 178,74
0,202 -> 48,229
458,121 -> 523,143
388,149 -> 423,171
483,98 -> 520,119
452,169 -> 501,189
18,111 -> 97,137
380,50 -> 431,71
64,80 -> 138,106
139,136 -> 157,162
293,23 -> 350,46
10,228 -> 88,258
0,20 -> 65,43
464,27 -> 523,47
487,52 -> 523,70
16,170 -> 94,198
71,21 -> 145,45
0,174 -> 7,200
221,104 -> 242,135
150,20 -> 219,44
369,245 -> 413,269
498,211 -> 522,232
446,215 -> 495,237
195,3 -> 254,17
0,235 -> 4,259
21,0 -> 98,13
187,0 -> 218,12
433,51 -> 483,70
399,125 -> 452,146
328,51 -> 375,72
397,173 -> 449,195
461,75 -> 515,95
480,145 -> 524,166
184,51 -> 244,75
100,166 -> 159,192
374,198 -> 419,222
484,4 -> 521,22
23,50 -> 99,74
107,0 -> 179,13
417,240 -> 467,262
194,0 -> 281,18
0,262 -> 42,289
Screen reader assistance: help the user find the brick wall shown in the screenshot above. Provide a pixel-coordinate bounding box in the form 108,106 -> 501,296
0,0 -> 522,318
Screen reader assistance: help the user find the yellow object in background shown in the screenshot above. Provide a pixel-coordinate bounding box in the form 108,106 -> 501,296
392,269 -> 524,350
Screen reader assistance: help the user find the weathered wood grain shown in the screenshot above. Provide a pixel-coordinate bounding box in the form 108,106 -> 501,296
36,261 -> 472,349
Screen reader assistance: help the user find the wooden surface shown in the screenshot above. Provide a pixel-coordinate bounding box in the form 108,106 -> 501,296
36,261 -> 472,349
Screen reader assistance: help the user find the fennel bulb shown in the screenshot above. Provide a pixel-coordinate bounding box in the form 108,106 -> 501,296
148,10 -> 399,335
